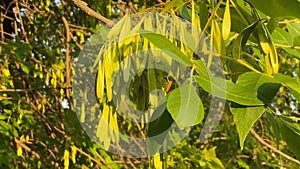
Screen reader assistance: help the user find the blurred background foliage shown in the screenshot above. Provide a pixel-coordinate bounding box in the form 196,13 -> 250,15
0,0 -> 300,168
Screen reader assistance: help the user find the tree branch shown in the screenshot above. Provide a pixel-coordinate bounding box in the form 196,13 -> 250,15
72,0 -> 114,27
14,137 -> 40,159
250,128 -> 300,165
62,16 -> 71,99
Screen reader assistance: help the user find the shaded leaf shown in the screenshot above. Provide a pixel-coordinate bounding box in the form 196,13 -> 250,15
247,0 -> 300,18
233,20 -> 261,59
274,73 -> 300,102
278,118 -> 300,159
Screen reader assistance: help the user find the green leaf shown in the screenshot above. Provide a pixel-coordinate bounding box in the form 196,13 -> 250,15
280,116 -> 300,136
247,0 -> 300,18
166,81 -> 204,129
199,1 -> 209,30
200,147 -> 225,169
193,60 -> 263,106
20,63 -> 30,74
274,73 -> 300,102
147,97 -> 174,154
271,28 -> 293,46
194,75 -> 264,106
293,36 -> 300,46
287,22 -> 300,39
236,72 -> 280,104
278,119 -> 300,159
231,106 -> 266,149
178,5 -> 192,22
222,0 -> 231,40
265,112 -> 280,145
266,17 -> 281,34
233,20 -> 261,59
139,30 -> 192,66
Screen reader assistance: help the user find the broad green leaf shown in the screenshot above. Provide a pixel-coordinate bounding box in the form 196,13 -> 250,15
247,0 -> 300,18
293,36 -> 300,46
274,73 -> 300,102
139,30 -> 192,66
231,106 -> 266,149
283,22 -> 300,58
236,72 -> 280,104
233,20 -> 261,59
193,60 -> 263,106
287,22 -> 300,39
271,28 -> 293,46
194,74 -> 264,106
166,81 -> 204,129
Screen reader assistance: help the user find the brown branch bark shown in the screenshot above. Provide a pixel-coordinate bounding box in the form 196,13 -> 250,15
250,128 -> 300,165
14,137 -> 40,159
74,146 -> 111,168
14,0 -> 29,43
72,0 -> 114,27
62,16 -> 71,99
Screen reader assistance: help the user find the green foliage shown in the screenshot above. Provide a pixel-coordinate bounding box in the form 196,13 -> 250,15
231,106 -> 265,149
167,81 -> 204,129
1,0 -> 300,168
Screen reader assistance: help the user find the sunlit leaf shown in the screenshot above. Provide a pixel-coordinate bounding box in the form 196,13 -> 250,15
222,0 -> 231,40
231,106 -> 266,149
167,81 -> 204,129
139,30 -> 192,66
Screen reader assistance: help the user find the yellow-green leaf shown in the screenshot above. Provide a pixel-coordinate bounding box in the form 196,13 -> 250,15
222,0 -> 231,40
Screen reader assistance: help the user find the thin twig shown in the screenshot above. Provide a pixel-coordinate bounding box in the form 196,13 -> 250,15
250,128 -> 300,165
74,147 -> 106,167
14,137 -> 40,159
14,0 -> 29,43
72,0 -> 114,27
128,2 -> 137,13
116,3 -> 127,15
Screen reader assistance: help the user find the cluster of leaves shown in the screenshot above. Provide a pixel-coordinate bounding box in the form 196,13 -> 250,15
93,0 -> 300,168
1,0 -> 300,169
